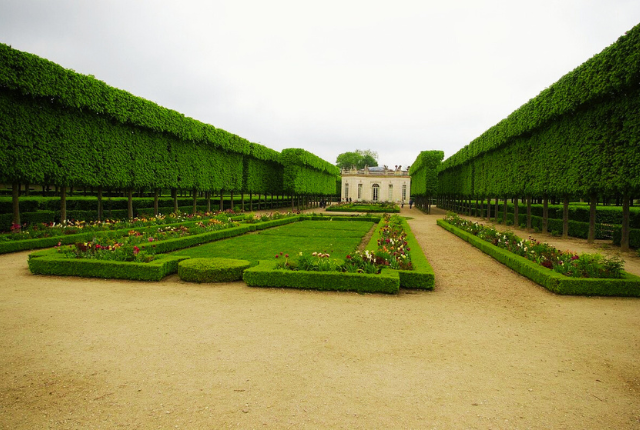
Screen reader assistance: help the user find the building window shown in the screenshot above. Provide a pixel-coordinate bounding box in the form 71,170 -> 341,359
402,184 -> 407,202
372,184 -> 379,202
345,183 -> 349,200
388,184 -> 393,202
357,183 -> 362,200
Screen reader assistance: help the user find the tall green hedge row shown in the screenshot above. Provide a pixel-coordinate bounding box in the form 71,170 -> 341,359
409,151 -> 444,198
0,43 -> 337,205
437,24 -> 640,199
280,148 -> 340,195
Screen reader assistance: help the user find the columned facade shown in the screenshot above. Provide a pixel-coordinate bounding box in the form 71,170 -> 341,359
340,166 -> 411,203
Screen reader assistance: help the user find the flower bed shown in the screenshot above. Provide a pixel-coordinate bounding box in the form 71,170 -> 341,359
438,216 -> 640,297
243,259 -> 400,294
443,214 -> 623,278
0,211 -> 247,254
243,214 -> 435,293
27,214 -> 301,281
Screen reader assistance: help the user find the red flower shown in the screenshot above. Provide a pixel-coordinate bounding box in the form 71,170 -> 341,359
133,246 -> 140,255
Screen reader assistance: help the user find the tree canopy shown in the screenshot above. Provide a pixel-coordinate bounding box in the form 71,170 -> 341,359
335,149 -> 378,170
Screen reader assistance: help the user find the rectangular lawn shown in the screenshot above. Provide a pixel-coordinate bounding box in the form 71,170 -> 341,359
171,220 -> 374,265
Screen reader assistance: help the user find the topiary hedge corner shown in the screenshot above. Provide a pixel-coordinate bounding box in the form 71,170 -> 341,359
178,258 -> 251,283
28,253 -> 189,281
243,259 -> 400,294
438,219 -> 640,297
366,217 -> 435,290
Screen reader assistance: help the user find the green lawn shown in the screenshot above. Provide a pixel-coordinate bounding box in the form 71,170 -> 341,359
171,220 -> 374,265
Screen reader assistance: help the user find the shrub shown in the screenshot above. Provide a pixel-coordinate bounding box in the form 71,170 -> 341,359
178,258 -> 250,283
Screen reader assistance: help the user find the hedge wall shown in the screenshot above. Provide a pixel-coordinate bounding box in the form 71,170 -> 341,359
437,24 -> 640,199
280,148 -> 340,196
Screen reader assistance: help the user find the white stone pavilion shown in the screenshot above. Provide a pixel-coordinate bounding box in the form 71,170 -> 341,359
340,165 -> 411,203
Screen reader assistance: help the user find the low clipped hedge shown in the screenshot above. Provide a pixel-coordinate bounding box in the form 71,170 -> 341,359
366,217 -> 435,290
24,216 -> 300,280
178,258 -> 250,283
612,227 -> 640,249
326,204 -> 400,213
243,259 -> 400,294
438,219 -> 640,297
28,253 -> 188,281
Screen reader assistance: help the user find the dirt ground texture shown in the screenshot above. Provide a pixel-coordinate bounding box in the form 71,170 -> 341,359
1,206 -> 639,429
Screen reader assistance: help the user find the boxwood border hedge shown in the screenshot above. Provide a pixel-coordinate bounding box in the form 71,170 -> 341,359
28,253 -> 188,281
178,258 -> 251,283
365,217 -> 435,290
438,219 -> 640,297
243,260 -> 400,294
26,216 -> 301,280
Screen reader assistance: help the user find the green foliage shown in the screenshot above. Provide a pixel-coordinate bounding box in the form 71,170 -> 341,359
326,202 -> 400,213
409,151 -> 444,198
172,219 -> 367,266
243,259 -> 400,294
438,219 -> 640,296
335,149 -> 379,170
178,257 -> 250,283
437,24 -> 640,198
365,216 -> 435,289
281,148 -> 340,195
28,253 -> 188,281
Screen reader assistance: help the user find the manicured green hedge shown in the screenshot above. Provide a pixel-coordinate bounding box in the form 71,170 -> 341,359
28,253 -> 188,281
178,258 -> 250,283
243,259 -> 400,294
366,217 -> 435,290
437,24 -> 640,207
23,216 -> 300,279
326,204 -> 400,213
438,219 -> 640,296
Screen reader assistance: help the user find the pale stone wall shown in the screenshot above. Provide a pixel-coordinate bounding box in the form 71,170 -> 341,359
340,167 -> 411,203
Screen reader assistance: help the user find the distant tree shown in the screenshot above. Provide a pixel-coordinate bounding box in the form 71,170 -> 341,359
336,149 -> 379,170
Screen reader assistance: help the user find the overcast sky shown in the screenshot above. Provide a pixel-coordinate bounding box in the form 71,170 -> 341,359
1,1 -> 639,169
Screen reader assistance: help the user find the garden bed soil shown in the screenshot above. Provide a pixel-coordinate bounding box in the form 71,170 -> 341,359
1,206 -> 638,428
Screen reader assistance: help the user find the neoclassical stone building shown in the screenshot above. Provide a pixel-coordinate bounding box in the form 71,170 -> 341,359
340,166 -> 411,203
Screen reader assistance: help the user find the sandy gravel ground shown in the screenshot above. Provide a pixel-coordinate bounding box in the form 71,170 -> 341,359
1,207 -> 639,429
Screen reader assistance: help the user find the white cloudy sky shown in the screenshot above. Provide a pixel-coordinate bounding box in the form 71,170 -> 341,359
1,1 -> 639,169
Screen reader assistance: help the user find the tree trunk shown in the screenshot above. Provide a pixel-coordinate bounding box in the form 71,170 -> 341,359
153,188 -> 159,216
562,195 -> 569,238
12,182 -> 20,226
250,192 -> 253,212
206,191 -> 211,213
230,191 -> 235,211
220,191 -> 224,211
588,194 -> 597,243
98,186 -> 104,221
526,196 -> 532,231
513,197 -> 519,227
486,197 -> 491,220
172,188 -> 178,214
127,188 -> 134,219
502,197 -> 507,224
494,198 -> 499,223
241,192 -> 245,212
621,193 -> 630,252
192,188 -> 198,214
60,186 -> 67,223
542,196 -> 548,234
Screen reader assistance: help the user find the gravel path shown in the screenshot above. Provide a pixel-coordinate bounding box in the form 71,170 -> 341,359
0,207 -> 638,429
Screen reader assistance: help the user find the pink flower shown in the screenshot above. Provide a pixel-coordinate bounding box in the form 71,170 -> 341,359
148,237 -> 155,242
133,246 -> 140,255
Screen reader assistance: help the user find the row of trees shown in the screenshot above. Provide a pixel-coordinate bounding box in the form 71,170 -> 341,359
409,151 -> 443,213
435,23 -> 640,251
0,43 -> 339,224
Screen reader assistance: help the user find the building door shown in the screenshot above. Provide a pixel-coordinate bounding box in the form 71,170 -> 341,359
372,184 -> 379,202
